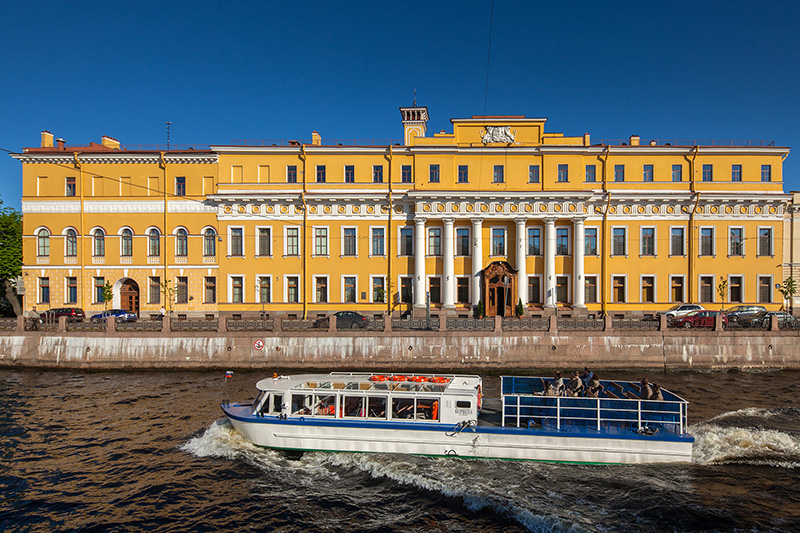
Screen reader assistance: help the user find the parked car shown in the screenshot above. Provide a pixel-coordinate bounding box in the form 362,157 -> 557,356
662,304 -> 704,320
90,309 -> 138,323
748,311 -> 798,329
673,310 -> 728,329
313,311 -> 369,329
39,307 -> 85,322
724,305 -> 768,324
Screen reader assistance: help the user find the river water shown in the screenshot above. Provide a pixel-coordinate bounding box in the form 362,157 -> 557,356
1,367 -> 799,532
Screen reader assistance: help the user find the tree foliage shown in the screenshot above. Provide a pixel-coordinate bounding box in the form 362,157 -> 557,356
0,201 -> 22,281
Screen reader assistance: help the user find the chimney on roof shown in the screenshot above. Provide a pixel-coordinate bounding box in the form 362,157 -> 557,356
311,131 -> 321,146
101,135 -> 120,150
629,135 -> 640,146
583,133 -> 591,146
41,131 -> 54,148
56,138 -> 66,150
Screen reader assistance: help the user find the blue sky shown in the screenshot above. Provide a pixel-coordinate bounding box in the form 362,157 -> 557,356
2,1 -> 799,209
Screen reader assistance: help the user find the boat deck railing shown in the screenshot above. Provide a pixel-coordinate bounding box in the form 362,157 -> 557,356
501,377 -> 689,437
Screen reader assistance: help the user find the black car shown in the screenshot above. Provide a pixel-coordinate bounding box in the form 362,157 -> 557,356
748,311 -> 798,329
39,307 -> 86,322
724,305 -> 767,324
313,311 -> 369,329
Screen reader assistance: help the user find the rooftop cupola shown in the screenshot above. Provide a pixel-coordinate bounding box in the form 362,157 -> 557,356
399,96 -> 429,146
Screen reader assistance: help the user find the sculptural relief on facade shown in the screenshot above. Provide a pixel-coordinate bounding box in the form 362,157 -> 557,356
481,126 -> 516,144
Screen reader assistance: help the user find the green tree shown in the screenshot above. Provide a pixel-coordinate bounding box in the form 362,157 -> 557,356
101,281 -> 113,312
717,276 -> 728,311
0,202 -> 22,316
516,298 -> 524,317
475,300 -> 484,319
779,277 -> 797,313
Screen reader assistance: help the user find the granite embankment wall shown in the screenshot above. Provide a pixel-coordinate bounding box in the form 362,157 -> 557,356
0,330 -> 797,371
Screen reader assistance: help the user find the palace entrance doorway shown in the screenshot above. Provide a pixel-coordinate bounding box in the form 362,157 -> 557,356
119,279 -> 140,316
482,261 -> 517,317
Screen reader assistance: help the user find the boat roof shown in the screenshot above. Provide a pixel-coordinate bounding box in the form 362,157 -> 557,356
256,372 -> 482,394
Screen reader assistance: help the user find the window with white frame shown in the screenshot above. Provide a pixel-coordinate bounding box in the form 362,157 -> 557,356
285,276 -> 299,303
641,275 -> 655,303
528,275 -> 541,304
148,229 -> 160,256
231,276 -> 244,303
257,227 -> 271,256
491,228 -> 506,256
121,229 -> 133,257
399,227 -> 413,256
700,228 -> 714,256
670,276 -> 685,303
527,227 -> 541,256
758,275 -> 772,303
428,228 -> 441,256
372,276 -> 385,303
429,276 -> 442,304
758,227 -> 773,256
556,228 -> 569,255
729,227 -> 744,256
314,227 -> 328,256
585,228 -> 598,255
670,227 -> 685,256
258,276 -> 270,303
729,275 -> 743,303
641,227 -> 655,256
175,228 -> 188,257
584,276 -> 598,303
93,229 -> 105,257
456,228 -> 470,256
400,276 -> 413,304
39,277 -> 50,304
699,275 -> 714,303
204,229 -> 217,256
37,228 -> 50,257
343,276 -> 356,303
612,227 -> 626,256
285,227 -> 299,256
343,227 -> 357,256
315,276 -> 328,303
65,229 -> 78,257
612,275 -> 626,303
230,227 -> 244,256
371,227 -> 385,256
456,276 -> 469,303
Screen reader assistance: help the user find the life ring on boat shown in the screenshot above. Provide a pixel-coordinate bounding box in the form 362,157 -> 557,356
409,376 -> 428,382
431,377 -> 449,384
370,375 -> 388,381
391,375 -> 408,381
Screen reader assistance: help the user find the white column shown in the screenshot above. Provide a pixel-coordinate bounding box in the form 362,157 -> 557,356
515,217 -> 527,310
573,217 -> 586,308
471,218 -> 483,308
414,217 -> 427,310
544,217 -> 556,308
442,218 -> 455,310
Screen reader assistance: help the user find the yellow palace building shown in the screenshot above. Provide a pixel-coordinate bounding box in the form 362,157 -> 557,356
14,104 -> 791,320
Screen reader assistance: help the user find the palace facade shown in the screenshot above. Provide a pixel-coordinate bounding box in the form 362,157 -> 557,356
14,105 -> 791,319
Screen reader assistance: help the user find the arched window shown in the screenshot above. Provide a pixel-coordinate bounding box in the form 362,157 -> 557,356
65,229 -> 77,257
176,228 -> 188,257
204,228 -> 216,256
121,229 -> 133,257
148,229 -> 160,257
93,229 -> 105,257
37,229 -> 50,257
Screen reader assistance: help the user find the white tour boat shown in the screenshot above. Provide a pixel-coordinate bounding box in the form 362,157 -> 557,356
221,372 -> 694,464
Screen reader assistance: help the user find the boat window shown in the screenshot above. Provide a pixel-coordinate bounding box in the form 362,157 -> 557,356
456,400 -> 472,409
392,398 -> 415,419
345,382 -> 360,390
367,396 -> 387,418
314,394 -> 336,416
272,394 -> 283,414
416,398 -> 440,421
371,382 -> 390,391
343,396 -> 364,417
291,394 -> 313,415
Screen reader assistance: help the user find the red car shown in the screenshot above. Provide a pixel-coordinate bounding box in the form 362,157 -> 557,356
673,310 -> 728,329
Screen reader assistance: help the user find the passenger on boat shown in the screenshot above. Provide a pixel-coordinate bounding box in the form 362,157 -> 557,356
650,383 -> 663,401
586,374 -> 603,398
581,367 -> 594,385
639,378 -> 653,400
567,371 -> 584,397
542,380 -> 555,396
552,371 -> 565,396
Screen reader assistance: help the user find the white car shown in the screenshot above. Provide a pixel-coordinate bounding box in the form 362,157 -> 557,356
662,304 -> 705,319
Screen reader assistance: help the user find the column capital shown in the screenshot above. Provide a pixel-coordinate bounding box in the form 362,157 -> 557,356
442,217 -> 455,225
514,217 -> 527,225
414,216 -> 427,225
571,215 -> 587,224
543,216 -> 557,225
470,217 -> 484,225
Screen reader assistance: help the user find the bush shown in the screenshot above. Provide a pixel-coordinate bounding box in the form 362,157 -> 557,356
475,300 -> 484,319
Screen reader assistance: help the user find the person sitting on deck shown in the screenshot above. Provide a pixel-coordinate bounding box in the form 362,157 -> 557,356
639,378 -> 653,400
552,371 -> 565,396
650,383 -> 663,401
542,380 -> 555,396
586,374 -> 603,398
581,367 -> 594,385
567,371 -> 584,397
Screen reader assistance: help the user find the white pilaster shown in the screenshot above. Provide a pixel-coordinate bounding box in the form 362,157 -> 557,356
544,217 -> 557,308
515,218 -> 527,310
414,217 -> 427,310
471,218 -> 483,308
573,217 -> 586,308
442,218 -> 455,310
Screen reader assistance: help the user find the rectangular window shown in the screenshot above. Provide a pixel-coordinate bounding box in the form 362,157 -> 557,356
612,228 -> 626,256
527,228 -> 541,256
230,228 -> 243,256
315,228 -> 328,256
400,277 -> 412,304
729,228 -> 744,256
371,228 -> 385,256
732,164 -> 742,182
399,228 -> 413,256
557,164 -> 568,182
700,276 -> 714,303
671,227 -> 685,256
585,228 -> 598,255
641,276 -> 655,303
613,276 -> 626,303
373,165 -> 383,183
729,276 -> 743,303
315,277 -> 328,303
66,177 -> 76,197
256,228 -> 271,256
456,277 -> 469,304
345,165 -> 355,183
528,276 -> 541,304
286,228 -> 299,256
491,228 -> 506,256
758,276 -> 772,303
175,176 -> 186,196
372,277 -> 385,303
401,165 -> 412,183
205,277 -> 216,304
761,165 -> 772,182
287,276 -> 299,303
343,228 -> 356,256
176,276 -> 188,304
758,228 -> 772,256
529,165 -> 540,183
428,228 -> 441,256
643,164 -> 654,182
556,228 -> 569,255
702,164 -> 713,182
584,276 -> 597,304
316,165 -> 326,183
700,228 -> 714,256
39,277 -> 50,304
458,165 -> 469,183
287,165 -> 297,183
556,276 -> 569,303
429,278 -> 441,304
428,164 -> 439,183
149,276 -> 160,304
672,164 -> 683,182
641,228 -> 655,256
671,276 -> 685,303
614,164 -> 625,182
585,165 -> 596,183
66,277 -> 77,304
456,228 -> 470,256
94,277 -> 105,304
493,165 -> 504,183
258,276 -> 270,303
344,276 -> 356,303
